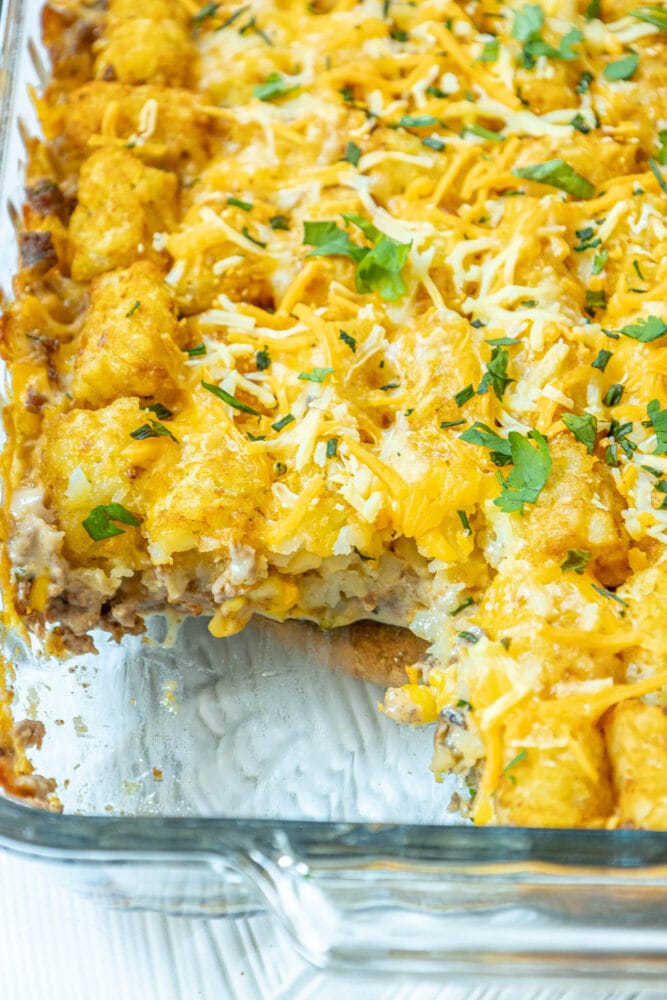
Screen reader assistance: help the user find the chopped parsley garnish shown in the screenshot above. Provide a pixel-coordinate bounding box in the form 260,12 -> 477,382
513,159 -> 595,199
561,548 -> 592,574
585,0 -> 601,18
585,288 -> 607,312
186,343 -> 207,357
390,28 -> 408,41
657,130 -> 667,165
646,400 -> 667,453
457,630 -> 479,644
576,71 -> 593,94
298,367 -> 334,383
449,595 -> 474,616
440,419 -> 466,429
342,141 -> 361,166
477,346 -> 514,401
454,384 -> 475,407
227,196 -> 252,211
503,748 -> 527,785
479,38 -> 499,62
143,402 -> 173,421
201,380 -> 261,415
256,347 -> 271,370
607,418 -> 637,459
380,381 -> 400,392
400,114 -> 439,128
241,226 -> 266,248
460,421 -> 513,465
592,249 -> 609,275
592,583 -> 629,608
511,4 -> 582,69
352,545 -> 374,561
457,699 -> 473,711
303,217 -> 411,301
130,420 -> 179,443
633,260 -> 645,281
562,412 -> 597,454
573,227 -> 601,252
193,2 -> 220,26
603,383 -> 624,407
422,136 -> 446,151
254,72 -> 297,101
247,431 -> 266,441
649,157 -> 667,195
326,437 -> 338,458
570,113 -> 591,134
272,413 -> 295,432
457,510 -> 472,535
630,6 -> 667,30
339,329 -> 356,352
618,315 -> 667,343
125,300 -> 141,318
603,52 -> 639,81
494,429 -> 552,514
462,123 -> 505,142
82,503 -> 141,542
274,461 -> 287,476
486,336 -> 520,346
591,349 -> 612,372
269,215 -> 290,230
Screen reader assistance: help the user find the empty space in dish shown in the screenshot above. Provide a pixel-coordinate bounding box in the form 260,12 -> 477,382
7,617 -> 459,821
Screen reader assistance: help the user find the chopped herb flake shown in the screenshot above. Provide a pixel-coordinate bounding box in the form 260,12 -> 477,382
143,402 -> 173,421
326,437 -> 338,458
130,420 -> 178,443
562,412 -> 597,454
269,215 -> 290,230
82,503 -> 141,542
186,343 -> 207,357
201,380 -> 261,415
561,548 -> 592,574
227,196 -> 252,211
400,114 -> 439,128
619,315 -> 667,343
477,346 -> 514,401
457,630 -> 479,644
272,413 -> 295,432
647,399 -> 667,454
125,300 -> 141,318
440,419 -> 466,429
422,136 -> 446,151
342,141 -> 361,166
339,329 -> 356,352
592,583 -> 629,607
462,123 -> 505,142
455,384 -> 475,407
586,288 -> 607,312
591,349 -> 612,372
630,6 -> 667,30
603,52 -> 639,81
256,347 -> 271,370
479,38 -> 499,62
592,249 -> 609,274
603,383 -> 624,407
513,159 -> 595,199
457,509 -> 472,534
503,748 -> 527,784
449,595 -> 474,616
649,157 -> 667,194
460,421 -> 513,465
298,367 -> 334,383
494,429 -> 552,514
254,72 -> 297,101
241,225 -> 266,248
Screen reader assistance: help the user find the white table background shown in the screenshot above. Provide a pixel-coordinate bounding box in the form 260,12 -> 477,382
2,853 -> 666,1000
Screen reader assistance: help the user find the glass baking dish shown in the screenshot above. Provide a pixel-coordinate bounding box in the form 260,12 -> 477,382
3,0 -> 667,983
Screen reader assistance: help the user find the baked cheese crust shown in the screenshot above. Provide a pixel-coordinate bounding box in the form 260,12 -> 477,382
3,0 -> 667,826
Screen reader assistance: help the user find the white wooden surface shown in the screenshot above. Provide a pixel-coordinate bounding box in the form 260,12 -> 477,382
1,852 -> 664,1000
